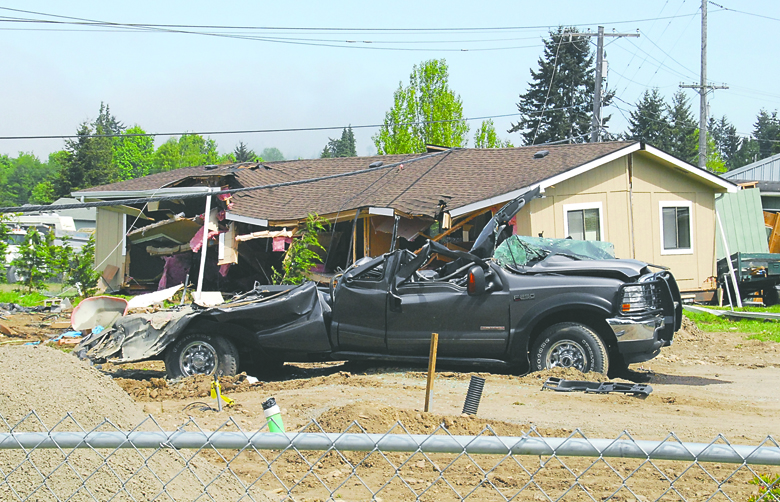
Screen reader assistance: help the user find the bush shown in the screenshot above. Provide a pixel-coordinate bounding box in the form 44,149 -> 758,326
748,473 -> 780,501
273,214 -> 327,285
67,234 -> 100,297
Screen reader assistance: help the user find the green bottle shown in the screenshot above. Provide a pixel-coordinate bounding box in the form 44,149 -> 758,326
262,397 -> 284,433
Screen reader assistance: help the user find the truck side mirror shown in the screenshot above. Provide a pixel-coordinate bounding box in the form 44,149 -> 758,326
467,266 -> 486,296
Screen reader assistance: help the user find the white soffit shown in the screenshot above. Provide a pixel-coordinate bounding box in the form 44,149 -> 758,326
368,207 -> 394,216
225,212 -> 269,227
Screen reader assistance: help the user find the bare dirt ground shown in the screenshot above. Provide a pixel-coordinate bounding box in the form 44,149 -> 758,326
1,315 -> 779,501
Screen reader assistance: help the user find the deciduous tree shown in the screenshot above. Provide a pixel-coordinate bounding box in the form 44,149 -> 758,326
373,59 -> 468,154
474,120 -> 514,148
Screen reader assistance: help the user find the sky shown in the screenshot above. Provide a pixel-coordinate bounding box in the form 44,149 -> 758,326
1,0 -> 779,161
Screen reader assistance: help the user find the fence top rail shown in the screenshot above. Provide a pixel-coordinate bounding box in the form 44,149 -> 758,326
1,431 -> 778,466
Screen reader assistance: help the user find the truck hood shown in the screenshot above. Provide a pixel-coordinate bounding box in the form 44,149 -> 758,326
525,255 -> 649,281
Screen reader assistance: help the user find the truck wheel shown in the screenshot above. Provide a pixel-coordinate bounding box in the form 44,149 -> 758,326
530,322 -> 609,374
164,333 -> 239,379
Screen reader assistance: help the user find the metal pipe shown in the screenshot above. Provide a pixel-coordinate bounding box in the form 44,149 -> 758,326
195,188 -> 213,302
715,208 -> 742,308
1,432 -> 778,465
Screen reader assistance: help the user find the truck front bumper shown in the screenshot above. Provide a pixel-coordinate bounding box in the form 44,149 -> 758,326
605,316 -> 666,364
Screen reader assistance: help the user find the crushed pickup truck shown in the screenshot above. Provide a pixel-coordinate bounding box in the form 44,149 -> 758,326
75,186 -> 682,379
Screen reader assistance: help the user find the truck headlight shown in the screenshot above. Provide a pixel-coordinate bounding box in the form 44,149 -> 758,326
620,283 -> 660,314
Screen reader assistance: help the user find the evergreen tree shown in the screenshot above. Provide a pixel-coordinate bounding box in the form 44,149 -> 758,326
666,90 -> 698,163
54,103 -> 124,196
509,27 -> 611,145
753,109 -> 780,160
321,126 -> 357,158
474,120 -> 514,148
708,115 -> 752,170
627,89 -> 669,150
234,141 -> 259,162
373,59 -> 469,154
67,234 -> 100,297
11,227 -> 54,292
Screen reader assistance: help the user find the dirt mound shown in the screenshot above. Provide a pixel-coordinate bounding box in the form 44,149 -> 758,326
0,345 -> 268,502
116,370 -> 389,401
314,401 -> 567,437
676,315 -> 708,342
515,366 -> 608,385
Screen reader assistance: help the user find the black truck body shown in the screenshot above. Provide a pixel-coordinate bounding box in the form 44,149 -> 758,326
76,187 -> 682,377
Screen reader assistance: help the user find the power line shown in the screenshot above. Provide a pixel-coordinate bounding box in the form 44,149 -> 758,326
708,1 -> 780,23
0,6 -> 710,33
0,107 -> 591,142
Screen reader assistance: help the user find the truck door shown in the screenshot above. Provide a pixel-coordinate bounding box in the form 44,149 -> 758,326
386,277 -> 510,358
331,257 -> 388,352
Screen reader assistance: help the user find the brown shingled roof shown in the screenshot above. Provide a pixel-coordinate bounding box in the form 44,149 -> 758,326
80,142 -> 637,221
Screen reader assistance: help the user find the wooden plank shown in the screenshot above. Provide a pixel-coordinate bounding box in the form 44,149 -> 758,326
424,333 -> 439,413
771,215 -> 780,254
431,208 -> 491,243
363,217 -> 370,257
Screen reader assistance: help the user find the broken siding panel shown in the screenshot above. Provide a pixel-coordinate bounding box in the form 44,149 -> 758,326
95,208 -> 126,290
714,188 -> 769,258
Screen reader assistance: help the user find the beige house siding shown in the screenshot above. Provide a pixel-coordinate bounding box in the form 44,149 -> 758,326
95,208 -> 126,290
519,153 -> 718,291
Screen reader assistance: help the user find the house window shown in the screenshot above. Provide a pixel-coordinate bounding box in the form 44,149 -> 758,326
660,201 -> 693,255
563,202 -> 604,241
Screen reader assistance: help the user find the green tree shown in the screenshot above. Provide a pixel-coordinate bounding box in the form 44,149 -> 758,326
67,234 -> 100,297
709,116 -> 742,170
627,89 -> 669,149
0,217 -> 9,282
321,126 -> 358,158
152,134 -> 221,172
30,181 -> 56,204
753,109 -> 780,160
273,214 -> 327,285
114,125 -> 154,179
666,90 -> 698,163
234,141 -> 259,162
11,227 -> 54,292
474,119 -> 514,148
260,147 -> 285,161
55,104 -> 124,196
509,27 -> 611,145
694,129 -> 726,172
373,59 -> 469,154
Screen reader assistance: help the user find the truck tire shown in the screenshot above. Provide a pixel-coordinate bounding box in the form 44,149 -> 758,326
530,322 -> 609,374
164,333 -> 239,379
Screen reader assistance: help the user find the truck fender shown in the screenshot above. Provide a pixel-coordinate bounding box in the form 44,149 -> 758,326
508,294 -> 613,364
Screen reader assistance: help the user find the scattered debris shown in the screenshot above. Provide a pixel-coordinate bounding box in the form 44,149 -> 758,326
542,377 -> 653,397
127,284 -> 183,310
71,296 -> 128,331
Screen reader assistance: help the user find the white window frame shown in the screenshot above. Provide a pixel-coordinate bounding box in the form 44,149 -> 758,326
659,201 -> 694,255
563,201 -> 605,241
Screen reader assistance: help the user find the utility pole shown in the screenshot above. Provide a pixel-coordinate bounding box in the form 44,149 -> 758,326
680,0 -> 728,169
571,27 -> 639,142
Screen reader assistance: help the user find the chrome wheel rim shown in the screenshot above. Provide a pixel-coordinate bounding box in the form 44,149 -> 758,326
179,341 -> 217,376
545,340 -> 588,371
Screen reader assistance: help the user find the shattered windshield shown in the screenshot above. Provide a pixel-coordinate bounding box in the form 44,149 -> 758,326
494,235 -> 616,269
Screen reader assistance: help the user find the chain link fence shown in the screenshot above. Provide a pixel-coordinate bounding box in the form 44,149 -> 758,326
1,411 -> 778,501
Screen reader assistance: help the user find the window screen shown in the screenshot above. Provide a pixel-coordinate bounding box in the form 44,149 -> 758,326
662,206 -> 691,250
566,208 -> 600,241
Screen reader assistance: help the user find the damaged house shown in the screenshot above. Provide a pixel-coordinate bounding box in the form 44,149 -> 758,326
73,141 -> 737,297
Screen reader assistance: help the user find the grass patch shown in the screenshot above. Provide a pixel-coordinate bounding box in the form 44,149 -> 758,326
685,309 -> 780,343
0,290 -> 48,307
